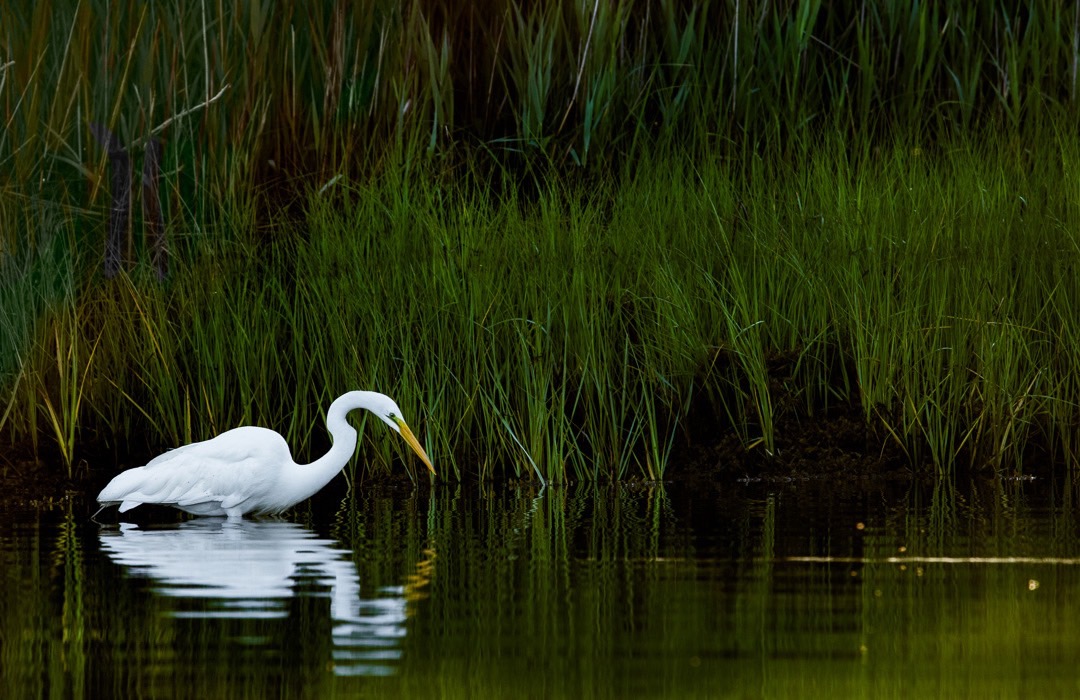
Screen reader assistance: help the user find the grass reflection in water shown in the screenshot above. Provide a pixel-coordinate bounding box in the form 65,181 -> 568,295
1,480 -> 1079,698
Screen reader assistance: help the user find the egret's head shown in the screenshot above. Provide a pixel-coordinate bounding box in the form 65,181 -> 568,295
368,395 -> 406,433
363,392 -> 436,475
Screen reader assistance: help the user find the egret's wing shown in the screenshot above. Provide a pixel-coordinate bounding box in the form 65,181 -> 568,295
99,427 -> 291,512
143,427 -> 288,467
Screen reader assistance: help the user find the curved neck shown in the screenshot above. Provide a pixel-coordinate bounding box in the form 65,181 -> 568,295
283,396 -> 361,503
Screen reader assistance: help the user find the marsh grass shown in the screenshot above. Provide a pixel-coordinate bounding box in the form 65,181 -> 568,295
4,1 -> 1080,479
5,130 -> 1080,479
3,1 -> 1078,229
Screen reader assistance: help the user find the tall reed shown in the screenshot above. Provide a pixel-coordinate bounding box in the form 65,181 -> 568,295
3,1 -> 1078,245
4,2 -> 1080,478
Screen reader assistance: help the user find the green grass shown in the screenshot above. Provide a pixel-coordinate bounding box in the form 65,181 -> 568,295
3,0 -> 1078,223
3,1 -> 1080,479
4,130 -> 1080,479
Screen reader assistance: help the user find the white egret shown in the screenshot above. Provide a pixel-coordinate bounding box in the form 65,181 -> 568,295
96,391 -> 435,519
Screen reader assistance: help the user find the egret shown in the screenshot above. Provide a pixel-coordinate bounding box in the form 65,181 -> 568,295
96,391 -> 435,519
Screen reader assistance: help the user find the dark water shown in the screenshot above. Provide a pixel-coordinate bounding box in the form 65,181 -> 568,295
3,476 -> 1080,698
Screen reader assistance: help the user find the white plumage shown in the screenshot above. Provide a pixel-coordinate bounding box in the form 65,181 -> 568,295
97,391 -> 435,519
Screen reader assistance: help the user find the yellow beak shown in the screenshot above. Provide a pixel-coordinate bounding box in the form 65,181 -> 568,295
396,419 -> 436,475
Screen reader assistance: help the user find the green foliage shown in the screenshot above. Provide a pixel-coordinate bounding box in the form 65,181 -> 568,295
3,131 -> 1080,477
2,0 -> 1078,215
3,1 -> 1080,478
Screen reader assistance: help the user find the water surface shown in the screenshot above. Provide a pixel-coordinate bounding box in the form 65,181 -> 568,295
2,477 -> 1079,698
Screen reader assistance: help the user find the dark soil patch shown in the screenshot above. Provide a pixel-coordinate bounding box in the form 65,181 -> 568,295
0,397 -> 1051,516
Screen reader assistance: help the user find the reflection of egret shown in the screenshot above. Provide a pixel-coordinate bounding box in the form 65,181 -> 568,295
99,519 -> 435,677
97,391 -> 435,519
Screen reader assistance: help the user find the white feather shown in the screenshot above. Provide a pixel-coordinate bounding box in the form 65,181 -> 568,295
97,391 -> 434,519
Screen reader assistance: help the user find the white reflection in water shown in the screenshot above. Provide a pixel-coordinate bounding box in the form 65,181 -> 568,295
99,520 -> 431,677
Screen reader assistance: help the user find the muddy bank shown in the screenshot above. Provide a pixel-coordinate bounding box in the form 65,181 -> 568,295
3,397 -> 1051,520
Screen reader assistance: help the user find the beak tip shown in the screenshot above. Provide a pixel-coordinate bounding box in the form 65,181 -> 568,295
398,419 -> 436,477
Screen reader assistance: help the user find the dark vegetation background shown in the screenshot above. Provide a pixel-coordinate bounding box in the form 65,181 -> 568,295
2,1 -> 1080,482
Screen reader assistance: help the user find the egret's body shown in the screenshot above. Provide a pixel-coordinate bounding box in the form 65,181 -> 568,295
97,391 -> 434,519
